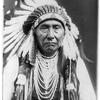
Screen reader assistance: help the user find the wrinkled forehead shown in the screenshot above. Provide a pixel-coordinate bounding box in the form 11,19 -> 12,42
35,18 -> 65,29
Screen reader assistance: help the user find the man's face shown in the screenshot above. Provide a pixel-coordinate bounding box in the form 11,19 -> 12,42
35,20 -> 65,56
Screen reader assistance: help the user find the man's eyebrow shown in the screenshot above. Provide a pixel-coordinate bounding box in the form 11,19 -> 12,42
53,24 -> 62,26
40,24 -> 50,27
41,23 -> 61,26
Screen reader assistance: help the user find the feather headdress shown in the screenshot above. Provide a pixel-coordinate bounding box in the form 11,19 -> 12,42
4,0 -> 80,65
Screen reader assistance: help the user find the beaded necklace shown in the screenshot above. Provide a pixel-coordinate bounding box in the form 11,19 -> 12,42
34,51 -> 59,100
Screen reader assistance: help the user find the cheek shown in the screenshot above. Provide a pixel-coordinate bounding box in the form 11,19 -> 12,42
56,31 -> 65,44
36,31 -> 46,46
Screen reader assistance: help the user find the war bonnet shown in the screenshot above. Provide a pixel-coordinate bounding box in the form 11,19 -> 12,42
23,4 -> 70,35
4,0 -> 80,61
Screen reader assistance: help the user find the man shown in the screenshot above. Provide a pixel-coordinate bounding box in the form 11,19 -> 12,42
3,0 -> 96,100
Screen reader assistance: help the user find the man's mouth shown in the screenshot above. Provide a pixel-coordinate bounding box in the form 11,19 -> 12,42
44,42 -> 56,47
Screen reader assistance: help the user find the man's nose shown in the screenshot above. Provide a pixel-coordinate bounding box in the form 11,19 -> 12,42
47,28 -> 55,40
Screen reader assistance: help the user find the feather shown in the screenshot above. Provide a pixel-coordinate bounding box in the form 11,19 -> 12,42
21,35 -> 33,58
70,23 -> 79,39
63,33 -> 71,59
17,36 -> 28,56
4,30 -> 23,48
67,34 -> 76,60
5,18 -> 26,26
17,33 -> 31,57
64,26 -> 79,60
4,33 -> 24,53
69,30 -> 80,57
3,30 -> 21,43
14,10 -> 31,16
28,31 -> 36,64
4,29 -> 22,42
34,0 -> 58,7
5,16 -> 27,26
7,35 -> 25,61
4,24 -> 22,35
24,0 -> 35,7
20,1 -> 34,11
71,36 -> 80,57
23,0 -> 59,10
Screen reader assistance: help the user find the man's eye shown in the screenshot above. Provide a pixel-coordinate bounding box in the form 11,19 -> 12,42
40,25 -> 49,30
53,25 -> 61,29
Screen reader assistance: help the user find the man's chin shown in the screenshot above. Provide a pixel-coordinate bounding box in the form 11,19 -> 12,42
39,47 -> 58,57
45,48 -> 55,53
44,47 -> 57,54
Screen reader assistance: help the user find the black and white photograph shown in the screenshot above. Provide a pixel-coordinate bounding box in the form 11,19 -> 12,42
3,0 -> 97,100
